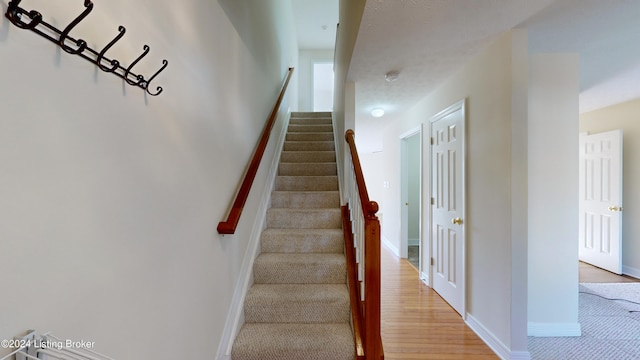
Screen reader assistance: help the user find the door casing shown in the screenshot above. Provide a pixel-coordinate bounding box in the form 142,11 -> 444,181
428,99 -> 466,318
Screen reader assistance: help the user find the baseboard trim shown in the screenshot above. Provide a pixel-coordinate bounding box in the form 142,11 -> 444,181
408,238 -> 420,246
420,271 -> 429,286
465,314 -> 517,360
510,351 -> 533,360
216,109 -> 291,360
623,265 -> 640,279
382,235 -> 400,257
527,322 -> 582,337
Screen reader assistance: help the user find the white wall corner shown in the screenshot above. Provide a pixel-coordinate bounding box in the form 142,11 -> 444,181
622,265 -> 640,279
382,235 -> 400,257
466,314 -> 527,360
527,322 -> 582,337
216,110 -> 291,360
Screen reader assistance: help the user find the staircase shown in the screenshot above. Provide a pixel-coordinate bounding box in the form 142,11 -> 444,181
231,112 -> 356,360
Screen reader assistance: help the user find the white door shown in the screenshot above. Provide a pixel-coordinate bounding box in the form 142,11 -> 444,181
430,100 -> 465,316
579,130 -> 623,274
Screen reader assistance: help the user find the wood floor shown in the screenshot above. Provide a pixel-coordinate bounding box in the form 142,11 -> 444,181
379,249 -> 640,359
380,246 -> 498,359
579,261 -> 640,283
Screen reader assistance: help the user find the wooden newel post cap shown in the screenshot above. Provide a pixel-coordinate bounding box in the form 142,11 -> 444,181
367,201 -> 379,216
345,129 -> 355,141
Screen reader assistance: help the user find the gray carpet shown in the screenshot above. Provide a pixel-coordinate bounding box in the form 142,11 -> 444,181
529,283 -> 640,359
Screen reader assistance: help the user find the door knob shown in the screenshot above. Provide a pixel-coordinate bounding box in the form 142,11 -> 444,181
608,206 -> 621,212
451,217 -> 463,225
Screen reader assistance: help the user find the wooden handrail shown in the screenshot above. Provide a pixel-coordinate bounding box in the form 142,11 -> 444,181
217,67 -> 294,234
345,129 -> 379,218
344,129 -> 384,359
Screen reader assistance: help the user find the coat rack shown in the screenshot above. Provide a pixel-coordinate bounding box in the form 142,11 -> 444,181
5,0 -> 168,96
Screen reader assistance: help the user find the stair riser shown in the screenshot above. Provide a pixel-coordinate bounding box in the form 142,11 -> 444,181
288,124 -> 333,133
271,191 -> 339,209
279,163 -> 337,176
283,141 -> 335,151
254,258 -> 346,284
231,323 -> 355,360
244,286 -> 349,323
281,151 -> 336,163
261,237 -> 343,254
292,112 -> 331,118
275,176 -> 338,191
286,133 -> 334,141
289,118 -> 332,125
267,209 -> 342,229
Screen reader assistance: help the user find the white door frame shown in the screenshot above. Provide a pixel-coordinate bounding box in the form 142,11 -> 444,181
428,99 -> 466,318
400,127 -> 422,262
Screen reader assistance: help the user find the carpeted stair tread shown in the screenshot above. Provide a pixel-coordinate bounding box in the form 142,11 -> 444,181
253,253 -> 346,284
286,132 -> 334,141
271,191 -> 340,209
231,112 -> 354,360
244,284 -> 350,323
284,141 -> 335,151
289,117 -> 332,125
291,111 -> 331,118
267,208 -> 342,229
232,323 -> 355,360
261,228 -> 344,253
288,124 -> 334,133
275,175 -> 338,191
280,151 -> 336,163
279,162 -> 337,176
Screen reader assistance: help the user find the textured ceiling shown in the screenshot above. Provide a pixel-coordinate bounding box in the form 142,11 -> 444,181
294,0 -> 640,152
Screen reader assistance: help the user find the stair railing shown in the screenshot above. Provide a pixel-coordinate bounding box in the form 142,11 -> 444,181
342,129 -> 384,360
217,67 -> 294,235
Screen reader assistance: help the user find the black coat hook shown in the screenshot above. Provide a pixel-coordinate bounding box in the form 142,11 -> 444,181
145,60 -> 168,96
97,26 -> 125,73
6,1 -> 42,30
58,0 -> 93,55
5,0 -> 168,96
124,45 -> 149,86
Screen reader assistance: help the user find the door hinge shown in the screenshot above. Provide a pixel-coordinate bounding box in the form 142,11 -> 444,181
430,257 -> 435,266
431,197 -> 435,205
430,137 -> 434,145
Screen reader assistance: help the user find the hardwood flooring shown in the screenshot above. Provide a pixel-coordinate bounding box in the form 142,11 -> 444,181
380,245 -> 498,359
579,261 -> 640,283
379,249 -> 640,359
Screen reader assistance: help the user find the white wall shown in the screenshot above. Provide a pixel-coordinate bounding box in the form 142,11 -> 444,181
580,98 -> 640,277
527,54 -> 580,336
298,49 -> 334,112
0,0 -> 298,358
369,30 -> 529,357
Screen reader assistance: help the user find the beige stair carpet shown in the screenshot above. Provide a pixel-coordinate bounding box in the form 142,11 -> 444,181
231,112 -> 355,360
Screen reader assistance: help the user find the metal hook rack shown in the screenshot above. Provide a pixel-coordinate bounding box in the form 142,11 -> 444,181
5,0 -> 168,96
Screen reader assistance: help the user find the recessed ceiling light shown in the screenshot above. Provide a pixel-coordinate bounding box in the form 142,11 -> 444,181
371,108 -> 385,117
385,70 -> 400,82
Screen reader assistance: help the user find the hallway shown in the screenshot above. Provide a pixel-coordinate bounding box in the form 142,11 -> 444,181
380,245 -> 498,359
